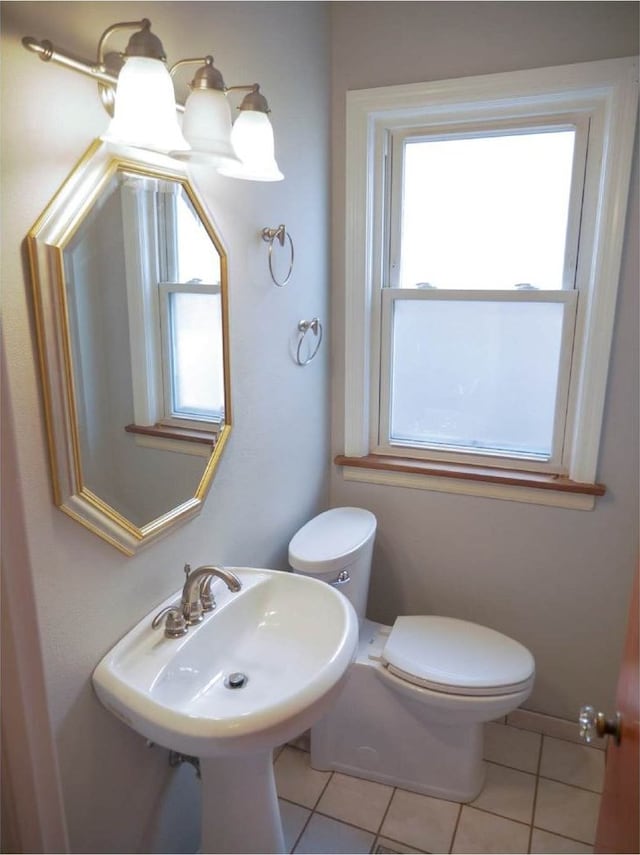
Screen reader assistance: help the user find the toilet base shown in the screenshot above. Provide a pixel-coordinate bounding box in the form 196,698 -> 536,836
310,657 -> 486,802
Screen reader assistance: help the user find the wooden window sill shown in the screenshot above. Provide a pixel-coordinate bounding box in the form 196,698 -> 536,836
125,423 -> 217,446
335,454 -> 606,497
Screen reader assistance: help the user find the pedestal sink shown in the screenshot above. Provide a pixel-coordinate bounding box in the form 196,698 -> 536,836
92,567 -> 358,854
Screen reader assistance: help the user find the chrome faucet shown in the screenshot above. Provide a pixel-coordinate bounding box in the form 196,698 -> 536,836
152,564 -> 242,638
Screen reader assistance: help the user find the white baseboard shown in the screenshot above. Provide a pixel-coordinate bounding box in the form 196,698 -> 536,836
507,708 -> 605,749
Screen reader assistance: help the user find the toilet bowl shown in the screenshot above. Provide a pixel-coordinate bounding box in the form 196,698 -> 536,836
288,507 -> 535,802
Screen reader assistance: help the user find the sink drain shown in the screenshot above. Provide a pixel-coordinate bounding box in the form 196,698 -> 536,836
224,672 -> 248,689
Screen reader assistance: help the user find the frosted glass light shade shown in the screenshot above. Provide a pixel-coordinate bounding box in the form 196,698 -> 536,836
219,111 -> 284,181
102,57 -> 189,153
172,88 -> 239,165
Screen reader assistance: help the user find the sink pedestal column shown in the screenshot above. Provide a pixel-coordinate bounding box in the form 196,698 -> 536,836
200,751 -> 285,854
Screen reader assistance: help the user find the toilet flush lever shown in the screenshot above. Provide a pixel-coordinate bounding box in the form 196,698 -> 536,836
330,570 -> 350,587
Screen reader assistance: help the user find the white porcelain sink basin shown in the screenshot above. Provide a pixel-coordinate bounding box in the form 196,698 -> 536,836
92,567 -> 358,759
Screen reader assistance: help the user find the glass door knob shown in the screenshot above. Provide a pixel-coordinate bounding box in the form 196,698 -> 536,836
579,704 -> 622,745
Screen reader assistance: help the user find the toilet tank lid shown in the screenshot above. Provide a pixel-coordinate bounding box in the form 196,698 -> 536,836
289,507 -> 377,574
383,616 -> 535,692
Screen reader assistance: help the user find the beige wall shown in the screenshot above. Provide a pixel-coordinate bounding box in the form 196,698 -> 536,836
329,1 -> 639,721
1,2 -> 329,851
1,2 -> 638,850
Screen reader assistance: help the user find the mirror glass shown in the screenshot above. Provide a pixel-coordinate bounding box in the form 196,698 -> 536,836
28,143 -> 232,553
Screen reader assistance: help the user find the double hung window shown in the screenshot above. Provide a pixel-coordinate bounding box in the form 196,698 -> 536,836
122,176 -> 226,444
382,124 -> 582,471
342,58 -> 637,506
156,185 -> 225,428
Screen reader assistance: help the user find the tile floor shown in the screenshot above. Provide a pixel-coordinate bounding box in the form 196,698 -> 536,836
273,722 -> 605,854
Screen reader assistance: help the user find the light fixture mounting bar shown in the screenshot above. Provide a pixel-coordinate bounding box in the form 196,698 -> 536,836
22,36 -> 118,87
22,35 -> 186,113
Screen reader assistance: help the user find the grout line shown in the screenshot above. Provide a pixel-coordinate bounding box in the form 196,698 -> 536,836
289,806 -> 313,855
530,824 -> 598,848
312,807 -> 386,836
448,802 -> 463,854
527,731 -> 544,853
312,769 -> 334,810
302,780 -> 398,844
537,772 -> 604,795
461,803 -> 531,828
483,758 -> 538,777
482,757 -> 540,775
375,785 -> 397,837
285,765 -> 334,855
533,822 -> 595,847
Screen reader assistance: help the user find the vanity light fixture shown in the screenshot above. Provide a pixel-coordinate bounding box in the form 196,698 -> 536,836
101,20 -> 189,154
219,86 -> 284,182
170,56 -> 239,167
22,18 -> 284,180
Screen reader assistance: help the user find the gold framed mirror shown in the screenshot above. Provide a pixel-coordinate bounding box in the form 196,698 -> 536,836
27,140 -> 232,554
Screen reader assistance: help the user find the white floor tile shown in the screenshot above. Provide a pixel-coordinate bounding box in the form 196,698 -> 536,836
279,799 -> 311,853
274,746 -> 332,808
294,813 -> 375,854
452,806 -> 530,854
380,789 -> 460,854
534,778 -> 601,844
539,736 -> 605,792
484,722 -> 542,773
530,827 -> 594,853
316,771 -> 394,832
471,762 -> 536,823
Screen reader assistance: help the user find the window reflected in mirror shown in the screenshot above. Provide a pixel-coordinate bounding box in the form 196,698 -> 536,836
28,142 -> 231,551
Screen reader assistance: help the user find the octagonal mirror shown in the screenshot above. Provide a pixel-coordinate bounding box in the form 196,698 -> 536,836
27,140 -> 232,554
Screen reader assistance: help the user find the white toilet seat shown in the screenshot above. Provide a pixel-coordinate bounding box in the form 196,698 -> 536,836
384,662 -> 534,697
382,615 -> 535,697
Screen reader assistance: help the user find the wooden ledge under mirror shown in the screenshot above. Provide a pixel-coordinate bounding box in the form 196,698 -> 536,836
26,139 -> 232,555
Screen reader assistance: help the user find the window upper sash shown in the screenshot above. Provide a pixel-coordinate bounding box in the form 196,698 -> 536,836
386,114 -> 590,293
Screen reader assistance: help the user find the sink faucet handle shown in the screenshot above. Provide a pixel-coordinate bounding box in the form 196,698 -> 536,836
151,606 -> 188,638
184,563 -> 192,579
200,578 -> 216,612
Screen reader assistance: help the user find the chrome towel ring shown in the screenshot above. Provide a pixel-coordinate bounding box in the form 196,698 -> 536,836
296,318 -> 323,366
261,224 -> 294,287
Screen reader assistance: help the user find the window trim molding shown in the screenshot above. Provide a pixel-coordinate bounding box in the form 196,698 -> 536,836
343,57 -> 638,495
336,455 -> 601,511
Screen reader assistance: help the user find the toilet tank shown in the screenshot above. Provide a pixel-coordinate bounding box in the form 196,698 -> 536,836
288,507 -> 377,620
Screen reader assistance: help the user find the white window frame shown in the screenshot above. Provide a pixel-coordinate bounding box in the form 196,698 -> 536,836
157,281 -> 224,428
343,57 -> 638,505
121,175 -> 164,428
122,178 -> 223,435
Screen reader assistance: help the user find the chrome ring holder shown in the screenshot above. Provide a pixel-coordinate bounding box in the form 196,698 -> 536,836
261,224 -> 294,287
296,318 -> 323,366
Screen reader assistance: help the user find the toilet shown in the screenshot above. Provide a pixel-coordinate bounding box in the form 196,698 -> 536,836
288,507 -> 535,802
